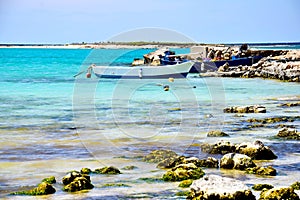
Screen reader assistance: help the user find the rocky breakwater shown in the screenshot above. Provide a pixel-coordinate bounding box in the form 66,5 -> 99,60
203,50 -> 300,82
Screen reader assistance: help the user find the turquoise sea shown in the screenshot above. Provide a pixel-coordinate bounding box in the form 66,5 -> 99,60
0,47 -> 299,199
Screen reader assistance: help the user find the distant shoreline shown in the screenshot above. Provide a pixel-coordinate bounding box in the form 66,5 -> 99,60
1,42 -> 299,49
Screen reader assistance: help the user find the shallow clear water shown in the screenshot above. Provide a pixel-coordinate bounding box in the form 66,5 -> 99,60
0,48 -> 299,199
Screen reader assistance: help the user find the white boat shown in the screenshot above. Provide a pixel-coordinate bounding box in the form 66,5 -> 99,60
90,61 -> 194,79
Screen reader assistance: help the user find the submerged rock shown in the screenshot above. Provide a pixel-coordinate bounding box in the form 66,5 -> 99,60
157,156 -> 218,169
235,141 -> 278,160
80,168 -> 92,174
188,175 -> 255,200
259,187 -> 299,200
224,105 -> 266,113
11,182 -> 56,195
121,165 -> 138,170
207,130 -> 229,137
277,127 -> 300,140
201,141 -> 236,155
178,179 -> 193,188
63,177 -> 94,192
246,166 -> 277,176
220,153 -> 256,170
142,149 -> 178,163
94,166 -> 121,174
280,102 -> 300,107
291,181 -> 300,190
42,176 -> 56,184
252,183 -> 274,191
162,163 -> 205,181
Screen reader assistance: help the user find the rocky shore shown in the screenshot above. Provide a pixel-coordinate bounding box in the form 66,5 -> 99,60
200,50 -> 300,82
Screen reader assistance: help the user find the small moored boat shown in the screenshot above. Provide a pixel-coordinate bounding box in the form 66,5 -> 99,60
90,61 -> 194,79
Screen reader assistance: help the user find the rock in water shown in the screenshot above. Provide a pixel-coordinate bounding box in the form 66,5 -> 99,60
94,166 -> 121,174
260,187 -> 299,200
277,127 -> 300,140
162,163 -> 205,181
220,153 -> 256,170
142,149 -> 178,163
207,130 -> 229,137
235,141 -> 277,160
188,175 -> 255,200
63,177 -> 94,192
246,166 -> 277,176
11,182 -> 56,195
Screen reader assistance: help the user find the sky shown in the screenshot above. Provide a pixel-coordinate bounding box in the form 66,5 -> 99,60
0,0 -> 299,44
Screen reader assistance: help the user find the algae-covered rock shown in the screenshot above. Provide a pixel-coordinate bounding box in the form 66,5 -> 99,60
176,190 -> 191,196
280,102 -> 300,107
142,149 -> 178,163
201,141 -> 236,155
220,153 -> 256,170
259,187 -> 299,200
94,166 -> 121,174
252,183 -> 274,191
179,179 -> 193,188
62,171 -> 82,185
188,175 -> 256,200
121,165 -> 138,170
100,183 -> 131,188
11,182 -> 56,195
157,156 -> 218,169
291,181 -> 300,190
63,177 -> 94,192
207,130 -> 229,137
80,168 -> 92,174
42,176 -> 56,184
277,127 -> 300,140
246,166 -> 277,176
235,140 -> 277,160
162,163 -> 205,181
223,105 -> 266,113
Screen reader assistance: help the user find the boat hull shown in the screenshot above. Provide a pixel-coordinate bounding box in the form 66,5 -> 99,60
92,62 -> 193,79
189,56 -> 262,73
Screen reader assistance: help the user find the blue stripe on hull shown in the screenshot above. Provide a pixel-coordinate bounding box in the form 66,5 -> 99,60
95,73 -> 188,79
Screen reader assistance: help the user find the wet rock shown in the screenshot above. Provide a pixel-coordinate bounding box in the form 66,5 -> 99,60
220,153 -> 256,170
11,182 -> 56,195
62,171 -> 83,185
259,187 -> 299,200
178,179 -> 193,188
188,175 -> 255,200
224,105 -> 266,113
100,183 -> 131,188
277,127 -> 300,140
80,168 -> 92,174
246,166 -> 277,176
235,141 -> 278,160
142,149 -> 178,163
201,141 -> 236,155
121,165 -> 138,170
157,156 -> 218,169
280,102 -> 300,107
252,183 -> 274,191
94,166 -> 121,174
291,181 -> 300,190
63,177 -> 94,192
207,130 -> 229,137
42,176 -> 56,184
162,163 -> 205,181
247,116 -> 299,124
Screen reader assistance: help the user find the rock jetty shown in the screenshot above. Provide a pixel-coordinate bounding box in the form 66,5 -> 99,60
200,50 -> 300,82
